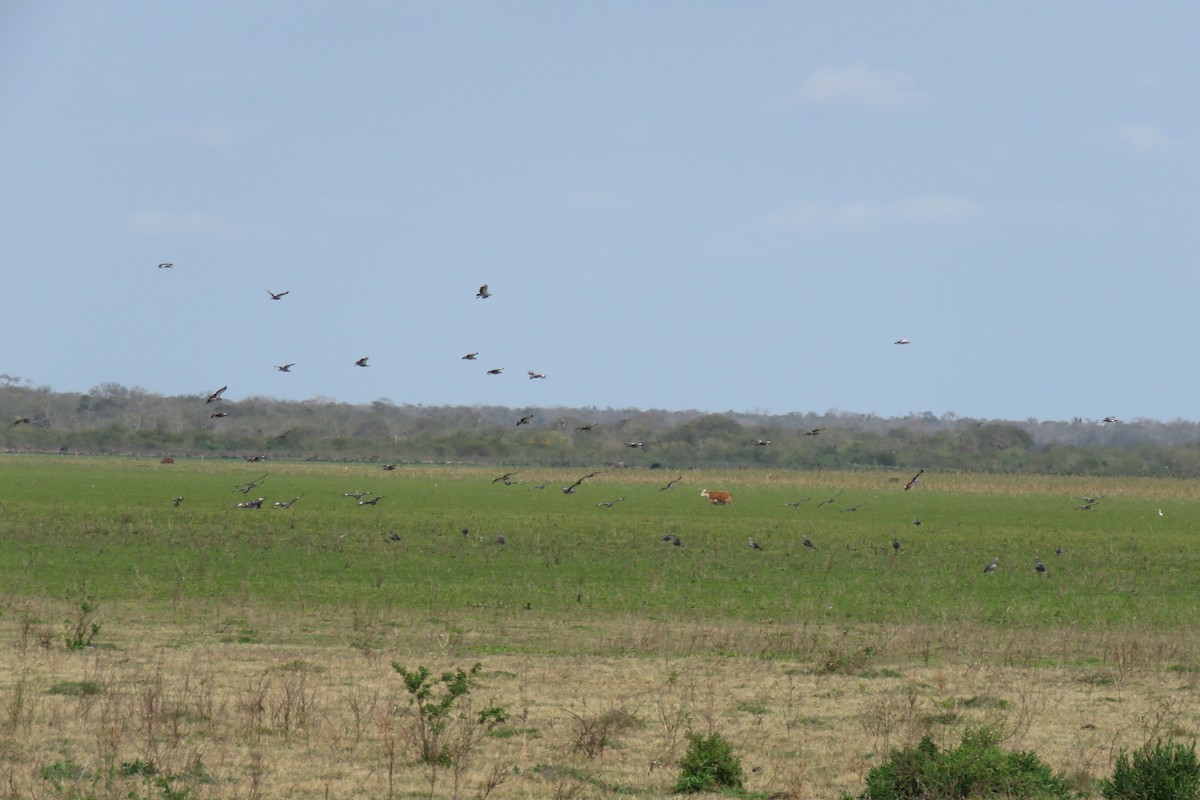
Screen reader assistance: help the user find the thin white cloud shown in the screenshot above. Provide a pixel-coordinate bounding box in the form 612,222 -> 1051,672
762,195 -> 980,233
123,210 -> 241,237
777,65 -> 931,111
147,120 -> 234,147
1112,123 -> 1166,153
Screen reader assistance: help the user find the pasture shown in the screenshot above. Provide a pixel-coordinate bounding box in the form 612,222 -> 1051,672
0,455 -> 1198,799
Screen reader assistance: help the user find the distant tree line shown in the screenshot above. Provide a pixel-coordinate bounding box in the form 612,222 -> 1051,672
4,378 -> 1200,477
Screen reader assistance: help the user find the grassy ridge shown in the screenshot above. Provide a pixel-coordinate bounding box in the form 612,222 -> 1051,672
1,455 -> 1197,635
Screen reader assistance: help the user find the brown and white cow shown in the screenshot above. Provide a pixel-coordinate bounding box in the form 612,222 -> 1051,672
700,489 -> 734,506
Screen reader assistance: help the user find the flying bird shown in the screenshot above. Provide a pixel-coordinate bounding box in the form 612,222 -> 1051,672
803,536 -> 816,550
275,363 -> 295,372
462,352 -> 479,360
783,498 -> 810,507
892,538 -> 902,553
381,464 -> 399,471
358,495 -> 384,506
563,470 -> 604,495
1035,558 -> 1046,575
748,537 -> 763,551
1102,416 -> 1118,424
206,386 -> 227,403
210,411 -> 229,420
624,441 -> 645,449
267,290 -> 289,300
343,490 -> 372,500
1055,545 -> 1064,556
476,284 -> 491,299
894,338 -> 911,345
672,535 -> 683,547
840,503 -> 867,512
659,476 -> 682,492
274,496 -> 302,508
904,469 -> 924,491
355,357 -> 370,367
913,518 -> 922,526
495,534 -> 506,544
13,417 -> 33,425
527,370 -> 547,380
577,424 -> 596,432
235,474 -> 268,494
754,439 -> 771,446
237,497 -> 265,509
817,491 -> 843,507
157,262 -> 173,269
492,471 -> 519,485
804,428 -> 825,436
516,414 -> 534,426
984,558 -> 999,573
486,368 -> 504,375
386,531 -> 401,542
597,498 -> 625,508
172,496 -> 184,507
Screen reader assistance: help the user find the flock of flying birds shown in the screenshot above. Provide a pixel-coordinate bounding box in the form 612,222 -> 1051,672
146,265 -> 1119,570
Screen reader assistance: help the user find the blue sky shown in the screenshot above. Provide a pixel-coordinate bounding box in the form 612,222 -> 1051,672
3,2 -> 1198,422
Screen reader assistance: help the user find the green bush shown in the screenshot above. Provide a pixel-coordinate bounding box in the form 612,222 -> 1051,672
1100,739 -> 1200,800
674,731 -> 744,794
857,727 -> 1071,800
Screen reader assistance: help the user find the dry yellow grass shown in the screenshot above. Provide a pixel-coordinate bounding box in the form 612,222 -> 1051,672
3,605 -> 1198,799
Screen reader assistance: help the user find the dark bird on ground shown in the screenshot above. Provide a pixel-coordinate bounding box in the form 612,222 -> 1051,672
528,371 -> 546,380
913,518 -> 922,526
783,498 -> 810,507
563,470 -> 604,494
158,262 -> 173,269
1035,558 -> 1046,575
235,474 -> 268,494
382,464 -> 398,471
672,535 -> 682,547
496,534 -> 506,544
387,531 -> 401,542
1102,416 -> 1118,423
894,338 -> 911,345
748,537 -> 763,551
803,535 -> 816,550
172,496 -> 184,507
462,352 -> 479,360
274,496 -> 301,508
597,497 -> 624,508
462,528 -> 470,537
892,538 -> 902,553
841,503 -> 866,512
662,532 -> 673,542
804,428 -> 825,436
268,290 -> 289,300
343,490 -> 371,500
577,424 -> 595,432
13,417 -> 33,425
984,558 -> 999,573
754,439 -> 771,446
237,497 -> 264,509
624,441 -> 644,449
486,367 -> 503,375
358,495 -> 383,506
210,411 -> 229,420
355,357 -> 369,367
206,386 -> 227,403
516,414 -> 534,426
1055,545 -> 1064,556
904,469 -> 925,491
492,471 -> 519,485
476,284 -> 491,299
275,363 -> 295,372
659,476 -> 682,492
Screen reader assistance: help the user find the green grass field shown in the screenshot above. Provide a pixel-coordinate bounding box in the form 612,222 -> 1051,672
2,455 -> 1198,799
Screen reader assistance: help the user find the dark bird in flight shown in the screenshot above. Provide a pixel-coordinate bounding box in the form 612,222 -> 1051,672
343,490 -> 371,500
13,417 -> 33,425
486,367 -> 504,375
492,471 -> 519,485
496,534 -> 506,544
462,352 -> 479,360
892,538 -> 902,553
783,498 -> 810,507
803,535 -> 816,550
387,531 -> 401,542
894,338 -> 911,345
516,414 -> 534,426
1035,558 -> 1046,575
984,557 -> 999,573
817,491 -> 843,507
528,371 -> 547,380
841,503 -> 866,512
1055,545 -> 1064,556
804,428 -> 825,436
563,470 -> 604,495
268,290 -> 289,300
358,495 -> 384,506
355,357 -> 370,367
1081,495 -> 1104,505
754,439 -> 771,446
476,284 -> 491,299
245,455 -> 265,462
748,537 -> 763,551
235,474 -> 268,494
381,464 -> 399,471
274,496 -> 301,508
158,262 -> 173,269
206,386 -> 227,403
597,498 -> 624,508
904,469 -> 924,491
624,441 -> 645,449
659,476 -> 682,492
275,363 -> 294,372
210,411 -> 229,420
237,497 -> 265,509
672,535 -> 683,547
913,518 -> 922,526
1102,416 -> 1118,423
577,424 -> 596,432
172,496 -> 184,507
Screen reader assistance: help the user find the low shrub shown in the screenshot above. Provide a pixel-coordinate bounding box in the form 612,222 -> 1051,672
674,731 -> 744,794
1100,739 -> 1200,800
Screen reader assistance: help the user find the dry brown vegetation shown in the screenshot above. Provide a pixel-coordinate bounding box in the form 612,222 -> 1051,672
3,605 -> 1199,799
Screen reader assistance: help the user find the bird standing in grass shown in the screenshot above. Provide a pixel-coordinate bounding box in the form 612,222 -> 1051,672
803,536 -> 816,550
984,558 -> 999,573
